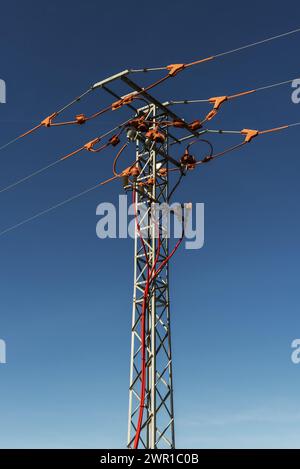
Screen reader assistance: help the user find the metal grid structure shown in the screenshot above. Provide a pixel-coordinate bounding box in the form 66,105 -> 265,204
127,104 -> 175,449
97,75 -> 199,449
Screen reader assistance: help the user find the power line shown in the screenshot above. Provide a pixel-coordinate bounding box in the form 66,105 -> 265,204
167,77 -> 299,105
131,27 -> 300,72
215,27 -> 300,58
0,87 -> 93,153
1,27 -> 299,157
255,78 -> 297,92
0,29 -> 299,238
0,160 -> 61,195
205,121 -> 300,135
0,182 -> 101,237
1,120 -> 300,238
0,120 -> 130,196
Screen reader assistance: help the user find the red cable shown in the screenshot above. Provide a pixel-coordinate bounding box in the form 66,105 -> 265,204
132,188 -> 161,449
151,216 -> 184,282
132,190 -> 183,448
132,188 -> 150,449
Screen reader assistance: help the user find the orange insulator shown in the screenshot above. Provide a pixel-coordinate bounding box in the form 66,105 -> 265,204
130,166 -> 140,177
145,128 -> 166,143
137,121 -> 149,132
166,63 -> 186,77
112,94 -> 134,110
172,119 -> 185,128
201,155 -> 213,163
122,166 -> 132,176
127,117 -> 149,132
76,114 -> 87,125
188,119 -> 202,131
241,128 -> 259,143
180,149 -> 196,169
109,135 -> 121,147
209,96 -> 228,110
158,167 -> 168,177
41,112 -> 58,127
84,137 -> 101,151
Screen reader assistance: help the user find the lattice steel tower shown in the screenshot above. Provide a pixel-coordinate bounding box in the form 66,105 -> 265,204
127,103 -> 175,449
89,71 -> 198,449
101,74 -> 201,449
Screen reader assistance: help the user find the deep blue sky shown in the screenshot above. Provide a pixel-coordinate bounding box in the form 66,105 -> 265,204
0,0 -> 300,449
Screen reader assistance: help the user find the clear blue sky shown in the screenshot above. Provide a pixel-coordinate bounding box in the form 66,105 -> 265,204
0,0 -> 300,449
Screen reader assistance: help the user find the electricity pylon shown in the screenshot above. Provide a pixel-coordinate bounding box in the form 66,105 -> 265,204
127,103 -> 176,449
119,71 -> 201,448
92,72 -> 199,448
